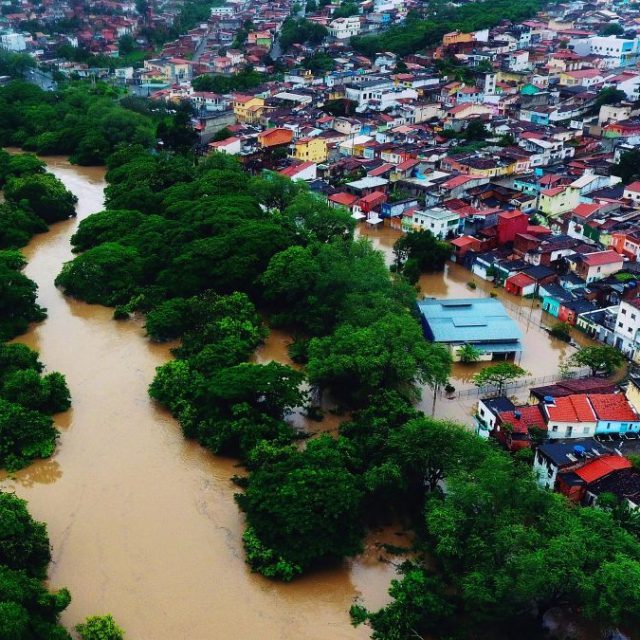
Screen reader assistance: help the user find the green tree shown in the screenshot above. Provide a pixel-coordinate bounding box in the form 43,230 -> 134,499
549,321 -> 571,341
307,312 -> 451,404
600,22 -> 624,36
351,565 -> 455,639
0,251 -> 46,340
0,492 -> 51,578
236,436 -> 364,578
393,230 -> 451,277
568,344 -> 625,377
55,242 -> 144,306
0,399 -> 58,470
595,87 -> 627,109
283,192 -> 355,242
4,173 -> 78,224
464,118 -> 488,141
76,614 -> 125,640
457,343 -> 482,363
118,34 -> 136,55
472,362 -> 528,394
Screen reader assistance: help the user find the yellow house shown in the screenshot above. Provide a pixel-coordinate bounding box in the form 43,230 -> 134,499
538,186 -> 579,217
233,94 -> 265,123
293,137 -> 327,163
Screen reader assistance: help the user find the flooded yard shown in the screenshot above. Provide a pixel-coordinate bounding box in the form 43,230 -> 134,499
357,222 -> 595,424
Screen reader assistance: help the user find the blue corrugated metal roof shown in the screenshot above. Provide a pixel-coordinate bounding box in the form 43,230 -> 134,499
417,297 -> 523,349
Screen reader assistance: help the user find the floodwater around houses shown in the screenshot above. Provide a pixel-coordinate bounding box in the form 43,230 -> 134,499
0,155 -> 400,640
0,153 -> 597,640
356,223 -> 594,423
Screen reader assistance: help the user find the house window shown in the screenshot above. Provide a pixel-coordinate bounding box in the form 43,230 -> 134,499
583,426 -> 590,434
619,322 -> 624,328
552,425 -> 558,432
622,308 -> 627,315
566,425 -> 573,436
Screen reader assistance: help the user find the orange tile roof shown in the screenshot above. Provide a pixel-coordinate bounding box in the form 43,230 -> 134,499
575,455 -> 631,484
588,394 -> 639,422
546,394 -> 596,423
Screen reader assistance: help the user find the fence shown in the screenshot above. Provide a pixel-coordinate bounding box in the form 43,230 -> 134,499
447,368 -> 593,399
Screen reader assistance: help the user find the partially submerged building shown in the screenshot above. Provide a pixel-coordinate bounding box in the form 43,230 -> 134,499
417,297 -> 523,361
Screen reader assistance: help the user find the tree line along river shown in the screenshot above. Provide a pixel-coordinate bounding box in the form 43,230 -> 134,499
0,154 -> 402,640
0,153 -> 603,640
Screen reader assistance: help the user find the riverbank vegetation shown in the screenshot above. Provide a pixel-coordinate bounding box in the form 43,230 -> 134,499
51,142 -> 640,636
0,491 -> 72,638
54,147 -> 452,576
0,152 -> 72,469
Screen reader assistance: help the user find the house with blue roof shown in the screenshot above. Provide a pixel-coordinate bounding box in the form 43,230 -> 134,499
417,297 -> 523,361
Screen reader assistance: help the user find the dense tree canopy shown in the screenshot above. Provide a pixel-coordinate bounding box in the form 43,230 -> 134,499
0,492 -> 71,639
0,250 -> 46,341
4,173 -> 78,224
0,82 -> 156,165
279,17 -> 328,50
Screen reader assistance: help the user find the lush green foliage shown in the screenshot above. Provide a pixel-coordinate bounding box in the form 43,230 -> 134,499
392,230 -> 451,283
4,173 -> 78,224
472,362 -> 528,393
0,151 -> 68,249
76,614 -> 124,640
612,149 -> 640,184
0,343 -> 69,470
237,436 -> 364,579
351,0 -> 553,56
0,250 -> 46,341
0,493 -> 51,579
279,17 -> 328,50
352,422 -> 640,637
0,492 -> 71,639
192,69 -> 269,94
568,344 -> 625,377
0,82 -> 155,165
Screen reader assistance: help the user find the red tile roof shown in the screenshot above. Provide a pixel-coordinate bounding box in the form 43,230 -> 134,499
279,161 -> 315,178
582,250 -> 623,267
545,394 -> 596,423
588,394 -> 639,422
625,181 -> 640,194
368,163 -> 395,177
575,455 -> 631,484
573,203 -> 602,218
328,192 -> 358,206
498,406 -> 546,434
396,158 -> 419,172
506,272 -> 537,288
450,235 -> 478,247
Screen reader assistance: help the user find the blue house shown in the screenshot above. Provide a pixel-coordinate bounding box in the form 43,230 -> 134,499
417,298 -> 523,361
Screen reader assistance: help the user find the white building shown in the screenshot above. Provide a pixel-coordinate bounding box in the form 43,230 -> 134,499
0,32 -> 26,51
329,16 -> 361,39
401,206 -> 460,237
542,395 -> 597,439
611,298 -> 640,356
569,35 -> 640,67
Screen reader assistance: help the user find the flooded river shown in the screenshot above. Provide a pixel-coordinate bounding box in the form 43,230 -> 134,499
0,156 -> 397,640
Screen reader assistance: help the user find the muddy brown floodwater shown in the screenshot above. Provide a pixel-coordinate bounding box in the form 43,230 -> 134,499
357,222 -> 597,423
0,155 -> 398,640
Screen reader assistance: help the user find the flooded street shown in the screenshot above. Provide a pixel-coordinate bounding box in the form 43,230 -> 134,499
357,223 -> 592,423
0,156 -> 396,640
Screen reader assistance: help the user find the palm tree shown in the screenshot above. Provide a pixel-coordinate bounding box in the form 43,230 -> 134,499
458,343 -> 482,364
